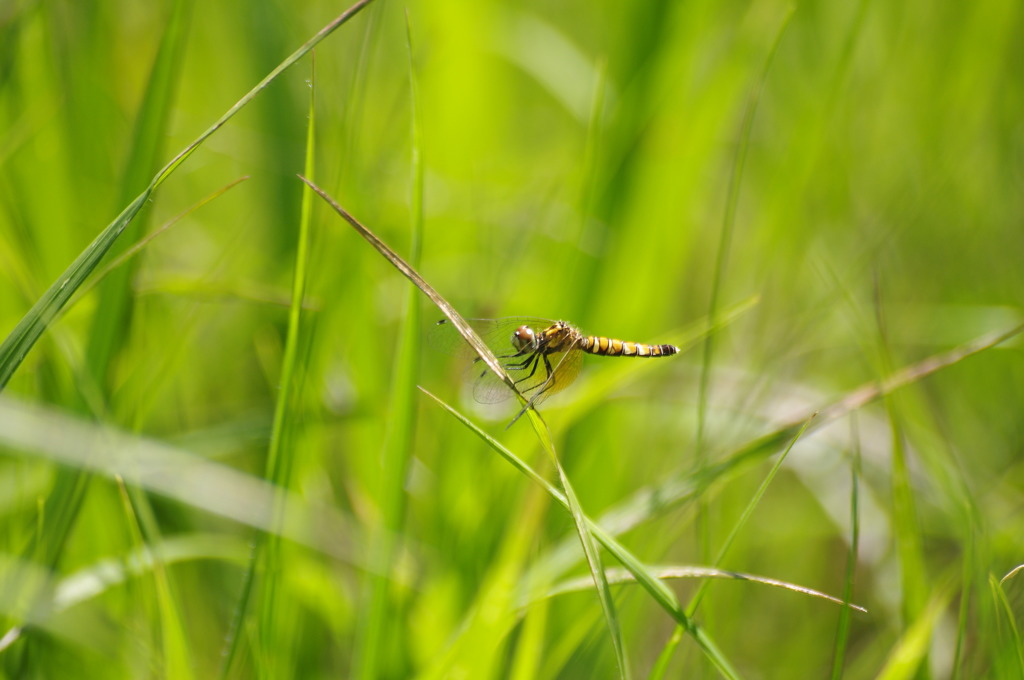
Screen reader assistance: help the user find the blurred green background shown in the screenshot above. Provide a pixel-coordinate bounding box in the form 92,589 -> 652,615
1,0 -> 1023,677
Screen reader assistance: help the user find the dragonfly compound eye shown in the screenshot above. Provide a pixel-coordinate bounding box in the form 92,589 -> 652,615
511,325 -> 535,350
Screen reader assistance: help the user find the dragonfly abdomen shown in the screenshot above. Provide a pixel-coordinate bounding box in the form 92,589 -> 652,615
582,336 -> 679,357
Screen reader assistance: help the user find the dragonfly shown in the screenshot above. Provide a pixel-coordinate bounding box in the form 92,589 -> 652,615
433,317 -> 679,424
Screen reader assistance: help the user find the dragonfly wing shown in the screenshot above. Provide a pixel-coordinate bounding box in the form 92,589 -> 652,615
429,317 -> 555,358
469,357 -> 517,404
474,346 -> 583,405
524,346 -> 583,405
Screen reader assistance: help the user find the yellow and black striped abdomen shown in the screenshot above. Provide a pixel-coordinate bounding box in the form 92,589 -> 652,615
582,335 -> 679,357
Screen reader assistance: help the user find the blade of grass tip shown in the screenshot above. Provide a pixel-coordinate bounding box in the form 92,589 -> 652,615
298,177 -> 526,413
831,413 -> 861,680
0,0 -> 377,393
696,3 -> 793,571
686,414 -> 817,619
527,409 -> 631,680
421,389 -> 742,680
352,16 -> 425,680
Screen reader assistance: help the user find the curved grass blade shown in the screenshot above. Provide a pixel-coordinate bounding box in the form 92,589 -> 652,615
0,533 -> 249,652
0,0 -> 378,393
992,571 -> 1024,677
421,388 -> 742,680
542,566 -> 867,613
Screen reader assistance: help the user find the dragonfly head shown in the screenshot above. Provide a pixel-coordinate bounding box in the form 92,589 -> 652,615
511,325 -> 537,351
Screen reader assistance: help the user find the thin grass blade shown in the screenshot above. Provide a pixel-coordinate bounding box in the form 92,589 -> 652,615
696,4 -> 793,569
991,573 -> 1024,677
831,416 -> 861,680
589,323 -> 1024,546
84,0 -> 194,393
529,408 -> 630,679
544,566 -> 866,613
686,414 -> 817,618
421,389 -> 742,680
0,0 -> 377,392
876,583 -> 954,680
299,177 -> 520,407
352,16 -> 425,678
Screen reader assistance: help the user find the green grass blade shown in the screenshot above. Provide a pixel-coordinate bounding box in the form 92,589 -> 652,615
685,414 -> 816,618
831,416 -> 861,680
83,0 -> 193,393
530,410 -> 630,679
991,573 -> 1024,677
647,626 -> 685,680
540,324 -> 1024,594
116,483 -> 195,680
421,389 -> 742,680
239,53 -> 320,680
0,190 -> 150,391
877,583 -> 954,680
299,177 -> 516,397
0,0 -> 378,394
0,533 -> 250,651
545,566 -> 866,613
695,5 -> 793,566
352,15 -> 425,679
0,395 -> 362,560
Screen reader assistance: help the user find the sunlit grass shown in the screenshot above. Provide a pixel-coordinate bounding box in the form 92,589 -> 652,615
2,0 -> 1024,678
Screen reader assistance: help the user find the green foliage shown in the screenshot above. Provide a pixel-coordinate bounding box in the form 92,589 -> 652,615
1,0 -> 1023,678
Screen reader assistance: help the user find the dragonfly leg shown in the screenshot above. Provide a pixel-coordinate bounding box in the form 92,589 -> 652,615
537,354 -> 557,395
521,353 -> 556,397
504,352 -> 539,371
506,354 -> 557,430
512,353 -> 542,387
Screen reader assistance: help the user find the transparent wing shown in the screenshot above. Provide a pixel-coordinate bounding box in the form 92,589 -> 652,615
428,317 -> 555,357
516,345 -> 584,406
429,317 -> 582,404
